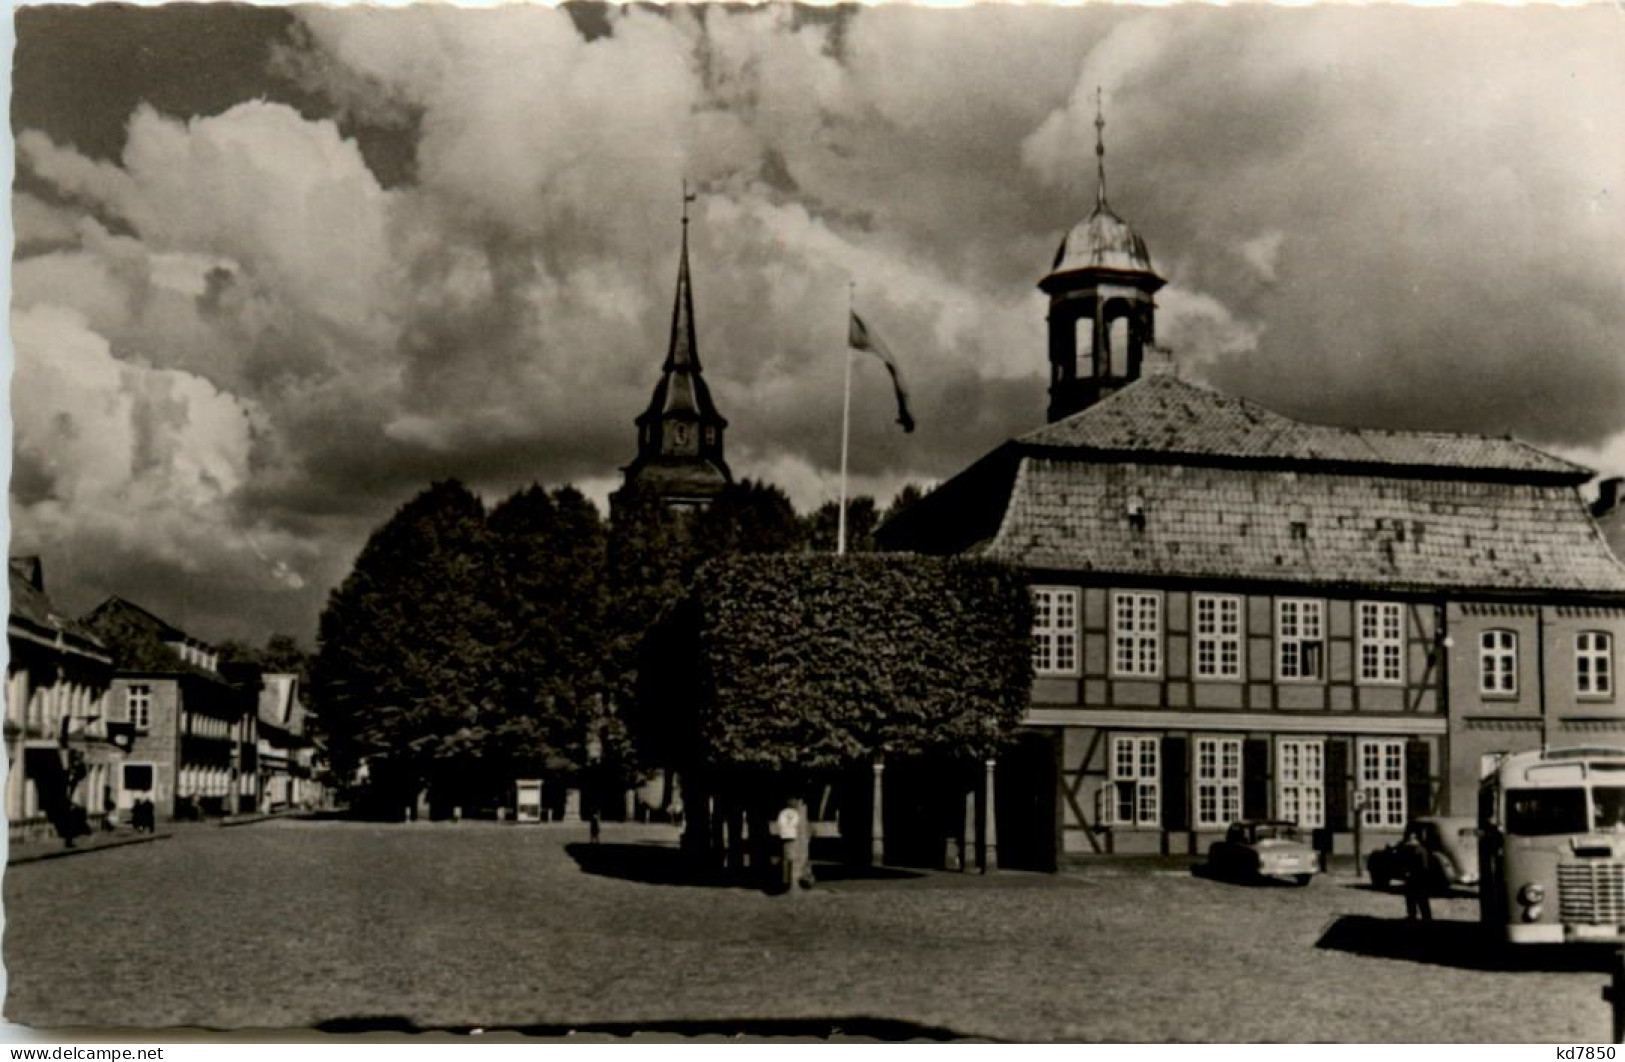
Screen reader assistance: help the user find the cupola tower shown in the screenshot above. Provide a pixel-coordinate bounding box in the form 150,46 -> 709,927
1039,90 -> 1166,422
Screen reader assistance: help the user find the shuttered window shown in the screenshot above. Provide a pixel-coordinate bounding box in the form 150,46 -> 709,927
1279,739 -> 1325,828
1577,632 -> 1614,697
1030,587 -> 1079,676
1194,737 -> 1242,828
1112,592 -> 1161,677
1193,594 -> 1243,680
1357,602 -> 1404,685
1276,599 -> 1325,681
1479,630 -> 1517,695
1358,738 -> 1406,828
1109,736 -> 1159,827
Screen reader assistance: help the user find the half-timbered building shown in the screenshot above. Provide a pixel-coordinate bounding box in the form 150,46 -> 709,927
879,112 -> 1625,867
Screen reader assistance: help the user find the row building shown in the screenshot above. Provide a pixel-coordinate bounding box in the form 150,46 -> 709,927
879,117 -> 1625,867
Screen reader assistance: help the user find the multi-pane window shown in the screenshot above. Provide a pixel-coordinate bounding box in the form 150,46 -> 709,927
1276,599 -> 1325,681
1578,632 -> 1614,697
1193,594 -> 1243,680
1194,737 -> 1242,828
1480,630 -> 1517,695
1357,602 -> 1404,685
1031,587 -> 1079,675
1112,592 -> 1161,677
126,685 -> 152,732
1110,736 -> 1159,827
1359,739 -> 1406,828
1278,740 -> 1324,829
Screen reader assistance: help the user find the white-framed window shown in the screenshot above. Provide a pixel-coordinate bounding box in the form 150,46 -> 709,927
1109,735 -> 1159,827
1357,602 -> 1405,685
1195,737 -> 1242,828
1112,591 -> 1161,678
1030,587 -> 1079,675
1278,739 -> 1324,829
1358,738 -> 1406,828
126,685 -> 152,732
1480,630 -> 1517,695
1276,599 -> 1325,681
1193,594 -> 1243,680
1578,632 -> 1614,697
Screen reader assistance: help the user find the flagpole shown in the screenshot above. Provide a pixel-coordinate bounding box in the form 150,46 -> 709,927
838,283 -> 854,557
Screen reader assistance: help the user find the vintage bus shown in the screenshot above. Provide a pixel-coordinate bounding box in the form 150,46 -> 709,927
1479,746 -> 1625,944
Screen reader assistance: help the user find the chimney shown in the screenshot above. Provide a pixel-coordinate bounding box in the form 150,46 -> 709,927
10,555 -> 44,591
1594,477 -> 1624,518
1142,345 -> 1178,378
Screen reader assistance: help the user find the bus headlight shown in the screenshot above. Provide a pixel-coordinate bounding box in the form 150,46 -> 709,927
1519,883 -> 1546,906
1523,904 -> 1544,922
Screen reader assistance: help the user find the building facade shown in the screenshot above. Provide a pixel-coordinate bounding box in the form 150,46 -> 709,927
5,558 -> 120,842
880,121 -> 1625,867
255,672 -> 321,812
85,598 -> 257,820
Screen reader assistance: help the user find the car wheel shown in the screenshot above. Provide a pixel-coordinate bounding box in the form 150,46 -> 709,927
1294,874 -> 1313,887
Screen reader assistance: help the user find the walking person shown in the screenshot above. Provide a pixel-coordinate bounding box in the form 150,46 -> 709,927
1400,827 -> 1435,922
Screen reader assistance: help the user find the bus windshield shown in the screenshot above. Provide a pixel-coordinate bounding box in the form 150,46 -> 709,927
1506,787 -> 1588,836
1594,787 -> 1625,832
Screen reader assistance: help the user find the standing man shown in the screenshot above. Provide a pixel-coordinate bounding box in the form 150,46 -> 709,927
776,800 -> 810,894
1400,827 -> 1435,922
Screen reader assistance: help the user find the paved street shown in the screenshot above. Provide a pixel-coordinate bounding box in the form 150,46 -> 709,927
2,819 -> 1615,1041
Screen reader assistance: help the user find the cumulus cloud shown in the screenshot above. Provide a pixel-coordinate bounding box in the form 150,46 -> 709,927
11,5 -> 1625,641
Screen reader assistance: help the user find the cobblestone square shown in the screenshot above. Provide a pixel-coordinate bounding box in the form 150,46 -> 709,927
2,819 -> 1615,1041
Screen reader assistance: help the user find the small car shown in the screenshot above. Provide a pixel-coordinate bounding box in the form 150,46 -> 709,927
1366,816 -> 1479,892
1207,820 -> 1318,885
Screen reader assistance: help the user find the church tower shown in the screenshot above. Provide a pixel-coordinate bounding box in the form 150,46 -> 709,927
1039,92 -> 1166,423
615,193 -> 732,509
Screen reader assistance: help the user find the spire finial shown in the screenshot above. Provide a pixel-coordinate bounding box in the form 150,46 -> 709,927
1094,85 -> 1107,210
682,179 -> 696,227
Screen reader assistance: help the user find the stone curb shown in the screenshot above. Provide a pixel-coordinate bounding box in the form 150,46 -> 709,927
7,831 -> 172,866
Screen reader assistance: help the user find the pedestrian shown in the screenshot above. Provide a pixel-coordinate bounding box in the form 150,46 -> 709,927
1400,827 -> 1434,922
776,802 -> 801,893
589,809 -> 602,845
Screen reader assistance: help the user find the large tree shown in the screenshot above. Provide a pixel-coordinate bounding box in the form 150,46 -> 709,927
313,480 -> 506,814
487,484 -> 609,784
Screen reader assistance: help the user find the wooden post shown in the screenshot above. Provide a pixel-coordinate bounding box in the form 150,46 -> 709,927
982,757 -> 998,874
870,755 -> 886,866
961,782 -> 976,872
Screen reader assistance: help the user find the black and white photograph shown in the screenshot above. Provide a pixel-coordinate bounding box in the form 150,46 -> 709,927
4,0 -> 1625,1045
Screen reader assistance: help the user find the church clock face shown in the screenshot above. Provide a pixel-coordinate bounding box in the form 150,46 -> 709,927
672,423 -> 691,450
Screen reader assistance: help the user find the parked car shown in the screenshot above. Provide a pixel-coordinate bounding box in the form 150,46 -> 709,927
1366,816 -> 1479,892
1207,820 -> 1318,885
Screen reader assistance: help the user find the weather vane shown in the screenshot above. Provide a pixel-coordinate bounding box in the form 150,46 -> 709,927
1094,85 -> 1107,208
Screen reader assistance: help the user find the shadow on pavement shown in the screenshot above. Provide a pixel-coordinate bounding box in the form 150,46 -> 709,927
1189,862 -> 1312,888
565,842 -> 922,890
313,1014 -> 991,1041
1315,914 -> 1617,973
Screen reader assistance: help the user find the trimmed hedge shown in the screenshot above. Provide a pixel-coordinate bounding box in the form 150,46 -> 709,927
643,554 -> 1033,772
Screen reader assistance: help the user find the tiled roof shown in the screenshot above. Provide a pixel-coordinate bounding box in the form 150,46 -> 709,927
1016,375 -> 1588,479
987,458 -> 1625,594
7,559 -> 108,656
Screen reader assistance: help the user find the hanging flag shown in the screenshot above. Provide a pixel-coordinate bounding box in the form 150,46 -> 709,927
848,310 -> 916,433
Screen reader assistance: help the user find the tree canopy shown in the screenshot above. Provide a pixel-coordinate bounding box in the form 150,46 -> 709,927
642,554 -> 1033,776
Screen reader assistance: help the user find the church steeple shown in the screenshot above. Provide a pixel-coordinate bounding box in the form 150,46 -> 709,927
1039,89 -> 1166,423
616,186 -> 732,509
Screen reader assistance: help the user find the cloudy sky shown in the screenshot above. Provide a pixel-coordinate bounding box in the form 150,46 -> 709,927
9,3 -> 1624,646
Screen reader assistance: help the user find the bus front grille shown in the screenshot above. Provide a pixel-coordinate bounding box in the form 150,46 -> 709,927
1558,863 -> 1625,924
